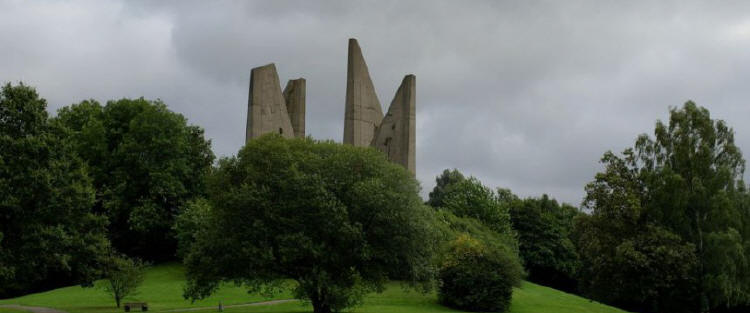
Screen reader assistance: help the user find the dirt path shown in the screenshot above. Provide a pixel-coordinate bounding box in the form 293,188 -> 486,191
0,304 -> 67,313
161,299 -> 297,312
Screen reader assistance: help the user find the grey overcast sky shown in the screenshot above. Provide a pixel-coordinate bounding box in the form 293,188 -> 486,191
3,0 -> 750,205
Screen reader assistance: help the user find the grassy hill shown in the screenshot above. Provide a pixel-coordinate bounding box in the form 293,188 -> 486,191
0,264 -> 627,313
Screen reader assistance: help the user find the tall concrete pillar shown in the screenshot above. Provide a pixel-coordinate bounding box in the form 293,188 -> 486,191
245,63 -> 295,143
283,78 -> 306,138
370,75 -> 416,174
343,38 -> 383,147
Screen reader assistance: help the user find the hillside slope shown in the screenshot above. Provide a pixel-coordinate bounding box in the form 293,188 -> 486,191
0,264 -> 627,313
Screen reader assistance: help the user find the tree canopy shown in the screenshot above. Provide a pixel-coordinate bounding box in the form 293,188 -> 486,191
53,98 -> 214,260
510,195 -> 580,292
183,135 -> 437,313
0,83 -> 110,297
428,169 -> 466,208
434,175 -> 513,235
575,102 -> 750,313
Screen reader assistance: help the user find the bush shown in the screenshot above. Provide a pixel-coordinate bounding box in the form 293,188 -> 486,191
439,234 -> 521,312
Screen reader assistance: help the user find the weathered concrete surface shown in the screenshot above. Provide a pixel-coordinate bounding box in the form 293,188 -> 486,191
371,75 -> 416,174
245,39 -> 416,174
343,38 -> 383,147
283,78 -> 306,138
245,63 -> 295,143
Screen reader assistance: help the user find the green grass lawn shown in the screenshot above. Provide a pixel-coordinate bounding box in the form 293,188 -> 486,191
0,264 -> 293,313
0,308 -> 31,313
0,264 -> 627,313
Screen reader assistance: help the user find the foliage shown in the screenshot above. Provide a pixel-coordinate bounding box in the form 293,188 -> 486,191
53,98 -> 214,260
101,255 -> 146,308
510,195 -> 580,292
182,135 -> 437,313
172,198 -> 212,260
438,234 -> 520,312
428,169 -> 466,207
433,205 -> 523,312
574,215 -> 698,313
0,83 -> 110,298
437,176 -> 513,235
575,102 -> 750,312
434,210 -> 520,264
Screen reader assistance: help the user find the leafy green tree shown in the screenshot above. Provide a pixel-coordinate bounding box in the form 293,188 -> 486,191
0,83 -> 110,297
574,152 -> 699,312
575,213 -> 698,312
576,102 -> 750,313
428,169 -> 466,207
434,210 -> 520,258
183,135 -> 437,313
172,198 -> 212,259
510,195 -> 580,292
102,254 -> 146,308
433,191 -> 523,312
440,177 -> 513,234
53,98 -> 214,260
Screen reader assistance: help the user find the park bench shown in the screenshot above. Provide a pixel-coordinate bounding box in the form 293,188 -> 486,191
124,302 -> 148,312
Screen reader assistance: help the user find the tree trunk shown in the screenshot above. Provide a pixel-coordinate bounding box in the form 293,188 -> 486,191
696,211 -> 708,313
312,300 -> 331,313
311,289 -> 331,313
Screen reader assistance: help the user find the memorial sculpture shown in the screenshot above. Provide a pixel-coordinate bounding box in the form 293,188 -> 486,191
245,38 -> 415,174
245,64 -> 305,141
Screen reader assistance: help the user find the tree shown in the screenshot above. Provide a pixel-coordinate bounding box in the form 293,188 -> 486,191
510,195 -> 580,292
102,254 -> 145,308
0,83 -> 110,297
432,184 -> 523,312
183,135 -> 437,313
575,102 -> 750,313
53,98 -> 214,260
428,169 -> 466,207
434,209 -> 520,258
173,198 -> 212,259
440,177 -> 513,235
574,213 -> 698,312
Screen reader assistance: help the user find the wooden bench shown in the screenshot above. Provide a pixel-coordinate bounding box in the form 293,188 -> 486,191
124,302 -> 148,312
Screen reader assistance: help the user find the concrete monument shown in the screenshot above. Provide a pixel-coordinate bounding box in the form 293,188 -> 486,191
284,78 -> 306,138
370,75 -> 416,174
245,64 -> 305,143
343,39 -> 416,174
245,39 -> 415,174
343,38 -> 384,147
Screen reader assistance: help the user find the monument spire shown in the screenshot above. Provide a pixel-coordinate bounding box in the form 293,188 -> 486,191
284,78 -> 306,138
245,63 -> 295,143
370,75 -> 416,174
343,38 -> 383,147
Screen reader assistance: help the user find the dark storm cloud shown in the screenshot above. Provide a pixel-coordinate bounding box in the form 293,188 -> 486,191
4,0 -> 750,204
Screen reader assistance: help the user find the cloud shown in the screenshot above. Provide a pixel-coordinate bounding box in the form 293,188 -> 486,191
3,0 -> 750,204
